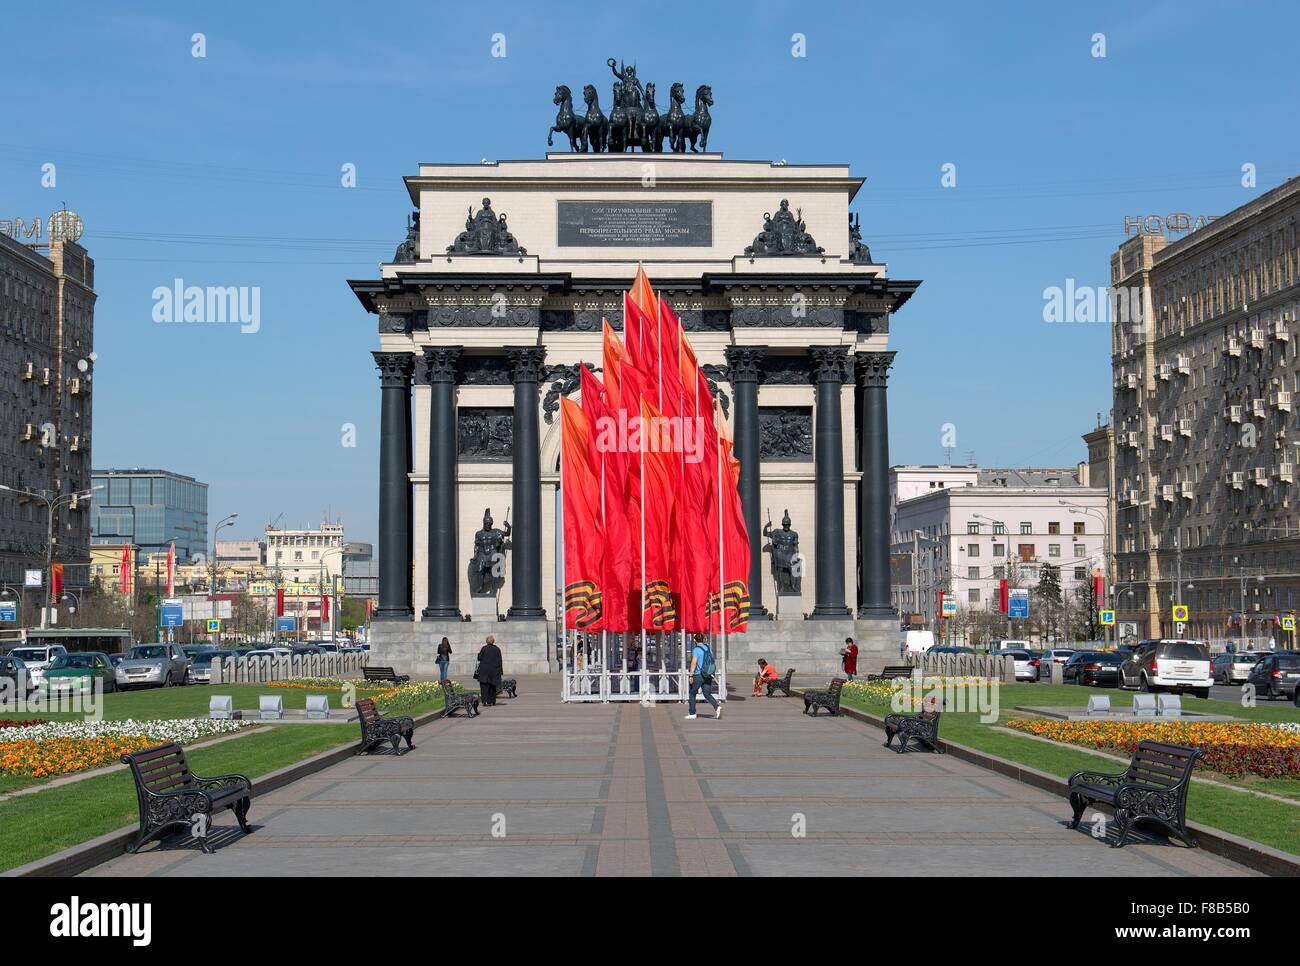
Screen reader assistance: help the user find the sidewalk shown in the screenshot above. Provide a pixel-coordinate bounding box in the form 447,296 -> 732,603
87,676 -> 1255,877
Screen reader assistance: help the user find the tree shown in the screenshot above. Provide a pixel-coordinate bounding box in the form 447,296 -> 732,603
1035,564 -> 1063,643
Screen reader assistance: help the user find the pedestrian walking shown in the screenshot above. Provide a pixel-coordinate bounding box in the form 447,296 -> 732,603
841,637 -> 858,681
685,633 -> 721,720
436,636 -> 452,682
475,634 -> 504,706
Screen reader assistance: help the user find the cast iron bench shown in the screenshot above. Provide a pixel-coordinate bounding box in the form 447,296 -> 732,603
868,665 -> 914,682
363,665 -> 410,685
1067,740 -> 1203,848
883,706 -> 943,754
356,697 -> 415,754
442,679 -> 481,717
766,667 -> 796,697
120,743 -> 252,855
499,677 -> 518,698
803,678 -> 845,716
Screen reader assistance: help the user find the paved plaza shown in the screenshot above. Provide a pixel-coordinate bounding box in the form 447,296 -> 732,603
90,677 -> 1254,877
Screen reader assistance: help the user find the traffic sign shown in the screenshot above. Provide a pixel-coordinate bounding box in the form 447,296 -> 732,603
1099,609 -> 1115,626
1008,588 -> 1030,619
1171,604 -> 1189,622
1282,616 -> 1296,632
941,598 -> 957,617
0,601 -> 15,622
161,598 -> 184,628
276,616 -> 296,633
206,619 -> 221,633
1175,622 -> 1186,637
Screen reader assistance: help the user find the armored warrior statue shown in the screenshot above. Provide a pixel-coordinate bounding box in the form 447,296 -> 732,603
468,508 -> 512,597
763,509 -> 802,594
393,211 -> 419,264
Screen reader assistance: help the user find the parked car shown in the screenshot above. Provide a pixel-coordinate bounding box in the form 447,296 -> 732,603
0,654 -> 34,695
315,642 -> 339,654
926,645 -> 975,655
182,644 -> 218,660
1035,648 -> 1077,680
42,652 -> 116,694
187,650 -> 219,684
7,645 -> 67,688
291,645 -> 322,656
244,647 -> 293,659
994,648 -> 1037,681
1212,651 -> 1259,684
1063,650 -> 1123,687
1246,652 -> 1300,700
114,643 -> 191,690
900,630 -> 935,657
1118,639 -> 1212,698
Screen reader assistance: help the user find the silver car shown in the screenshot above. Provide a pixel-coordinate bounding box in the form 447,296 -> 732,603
114,643 -> 191,689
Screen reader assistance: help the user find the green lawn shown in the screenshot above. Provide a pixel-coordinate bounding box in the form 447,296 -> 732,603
0,724 -> 356,873
0,682 -> 432,722
840,681 -> 1300,857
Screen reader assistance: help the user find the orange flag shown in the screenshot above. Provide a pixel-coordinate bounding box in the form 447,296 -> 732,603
711,405 -> 751,633
561,397 -> 604,630
50,562 -> 63,605
581,364 -> 634,632
639,397 -> 677,631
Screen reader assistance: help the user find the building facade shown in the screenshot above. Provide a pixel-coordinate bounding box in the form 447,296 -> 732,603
90,469 -> 208,562
0,230 -> 96,591
890,465 -> 1107,641
266,522 -> 345,584
351,150 -> 918,676
1110,177 -> 1300,644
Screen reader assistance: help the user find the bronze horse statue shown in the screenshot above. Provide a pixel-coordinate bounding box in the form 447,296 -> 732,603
548,85 -> 585,151
609,82 -> 629,152
665,82 -> 688,153
642,82 -> 663,152
581,84 -> 608,152
685,84 -> 713,152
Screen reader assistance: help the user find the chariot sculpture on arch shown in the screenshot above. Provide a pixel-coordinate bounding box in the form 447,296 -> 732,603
547,58 -> 714,153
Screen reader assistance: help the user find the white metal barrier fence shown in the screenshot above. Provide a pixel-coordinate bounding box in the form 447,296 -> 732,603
211,651 -> 369,684
560,630 -> 727,703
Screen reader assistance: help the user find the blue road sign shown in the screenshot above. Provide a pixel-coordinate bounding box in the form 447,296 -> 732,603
0,601 -> 15,622
276,616 -> 296,633
161,600 -> 183,628
1008,588 -> 1030,619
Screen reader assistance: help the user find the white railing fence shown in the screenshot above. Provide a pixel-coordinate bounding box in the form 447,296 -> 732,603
906,651 -> 1018,683
211,651 -> 369,684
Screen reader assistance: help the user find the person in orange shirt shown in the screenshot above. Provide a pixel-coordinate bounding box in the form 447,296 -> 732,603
752,658 -> 779,697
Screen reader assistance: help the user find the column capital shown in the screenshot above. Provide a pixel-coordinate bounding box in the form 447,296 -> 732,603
505,345 -> 547,383
809,345 -> 850,384
422,345 -> 463,384
373,351 -> 414,389
724,344 -> 767,383
855,350 -> 897,388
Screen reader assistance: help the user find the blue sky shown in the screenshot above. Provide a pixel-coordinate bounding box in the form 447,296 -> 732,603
4,0 -> 1297,547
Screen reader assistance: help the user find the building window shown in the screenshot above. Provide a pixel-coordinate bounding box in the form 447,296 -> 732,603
992,522 -> 1005,535
1074,567 -> 1088,580
968,589 -> 980,603
967,521 -> 980,534
1048,544 -> 1061,557
1074,543 -> 1086,557
993,543 -> 1005,556
1020,522 -> 1032,535
967,567 -> 980,579
993,566 -> 1005,579
1048,521 -> 1060,535
967,544 -> 980,557
1073,521 -> 1086,535
1018,544 -> 1035,561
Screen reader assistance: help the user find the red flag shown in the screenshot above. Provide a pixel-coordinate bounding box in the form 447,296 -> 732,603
118,544 -> 131,595
166,542 -> 176,597
714,412 -> 751,632
581,363 -> 633,632
49,562 -> 63,605
321,592 -> 330,622
561,397 -> 604,629
277,587 -> 285,617
639,397 -> 677,630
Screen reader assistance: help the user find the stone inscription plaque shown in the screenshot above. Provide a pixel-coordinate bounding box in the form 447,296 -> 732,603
558,201 -> 712,247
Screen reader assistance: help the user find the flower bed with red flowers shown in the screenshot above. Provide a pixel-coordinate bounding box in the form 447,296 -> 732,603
1006,719 -> 1300,779
0,719 -> 47,731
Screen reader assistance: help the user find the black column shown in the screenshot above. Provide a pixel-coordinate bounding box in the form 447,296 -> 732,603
810,346 -> 851,619
506,346 -> 547,619
373,352 -> 414,620
724,345 -> 767,618
857,351 -> 897,617
422,346 -> 463,621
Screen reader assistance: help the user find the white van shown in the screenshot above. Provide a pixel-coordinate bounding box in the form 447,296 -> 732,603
7,645 -> 67,687
900,631 -> 935,657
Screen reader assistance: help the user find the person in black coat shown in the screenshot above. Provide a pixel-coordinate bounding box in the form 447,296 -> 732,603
475,634 -> 504,706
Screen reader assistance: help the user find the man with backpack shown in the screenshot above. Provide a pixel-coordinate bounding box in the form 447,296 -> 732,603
686,633 -> 721,720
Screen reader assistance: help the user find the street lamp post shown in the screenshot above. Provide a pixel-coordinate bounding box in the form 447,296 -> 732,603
210,513 -> 239,645
1059,500 -> 1110,647
0,483 -> 101,629
972,514 -> 1012,642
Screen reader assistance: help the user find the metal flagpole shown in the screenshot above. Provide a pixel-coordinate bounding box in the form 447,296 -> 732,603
560,425 -> 569,702
717,397 -> 727,698
640,393 -> 650,703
